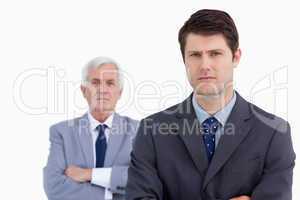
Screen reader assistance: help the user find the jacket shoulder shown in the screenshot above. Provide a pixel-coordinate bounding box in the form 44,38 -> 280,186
115,113 -> 140,137
143,102 -> 182,123
49,116 -> 84,135
248,101 -> 290,133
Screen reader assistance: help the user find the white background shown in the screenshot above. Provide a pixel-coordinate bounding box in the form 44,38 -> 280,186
0,0 -> 299,199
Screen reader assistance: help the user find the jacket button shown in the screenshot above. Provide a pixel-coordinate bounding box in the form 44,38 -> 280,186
117,186 -> 125,190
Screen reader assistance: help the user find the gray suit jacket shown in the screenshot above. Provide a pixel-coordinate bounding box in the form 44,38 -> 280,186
44,113 -> 139,200
126,92 -> 296,200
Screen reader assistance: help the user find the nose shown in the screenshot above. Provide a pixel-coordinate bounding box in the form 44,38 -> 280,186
199,55 -> 212,72
96,82 -> 109,94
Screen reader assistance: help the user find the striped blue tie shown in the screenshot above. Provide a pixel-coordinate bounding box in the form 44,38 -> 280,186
95,124 -> 107,168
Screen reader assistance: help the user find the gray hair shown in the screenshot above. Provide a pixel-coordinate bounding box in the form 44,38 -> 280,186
82,56 -> 124,90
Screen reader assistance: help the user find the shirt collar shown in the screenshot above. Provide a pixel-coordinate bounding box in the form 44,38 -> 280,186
87,111 -> 115,132
192,91 -> 237,126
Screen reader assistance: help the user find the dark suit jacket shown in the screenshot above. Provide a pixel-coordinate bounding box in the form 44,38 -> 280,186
126,92 -> 295,200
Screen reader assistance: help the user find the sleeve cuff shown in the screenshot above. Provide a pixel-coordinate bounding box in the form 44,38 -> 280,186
91,167 -> 112,188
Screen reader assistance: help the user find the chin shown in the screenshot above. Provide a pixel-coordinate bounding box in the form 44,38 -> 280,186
195,84 -> 223,97
93,106 -> 113,113
90,101 -> 110,111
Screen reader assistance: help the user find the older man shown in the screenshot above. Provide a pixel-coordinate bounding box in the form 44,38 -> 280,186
44,57 -> 139,200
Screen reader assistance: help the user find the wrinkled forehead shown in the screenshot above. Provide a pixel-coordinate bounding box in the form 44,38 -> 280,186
87,63 -> 119,80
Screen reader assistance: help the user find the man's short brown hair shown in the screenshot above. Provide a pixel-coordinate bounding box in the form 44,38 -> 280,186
178,9 -> 239,61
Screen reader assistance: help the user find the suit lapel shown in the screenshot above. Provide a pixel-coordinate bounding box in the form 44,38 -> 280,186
177,94 -> 209,174
75,114 -> 95,168
202,93 -> 253,189
104,113 -> 126,166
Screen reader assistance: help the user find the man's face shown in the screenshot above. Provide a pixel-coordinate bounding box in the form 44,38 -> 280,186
81,63 -> 122,113
184,33 -> 241,97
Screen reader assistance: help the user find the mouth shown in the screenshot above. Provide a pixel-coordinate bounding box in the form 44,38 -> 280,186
96,97 -> 109,101
198,76 -> 216,81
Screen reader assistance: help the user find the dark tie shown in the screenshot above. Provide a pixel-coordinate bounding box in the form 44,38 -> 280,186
95,124 -> 107,168
201,117 -> 220,163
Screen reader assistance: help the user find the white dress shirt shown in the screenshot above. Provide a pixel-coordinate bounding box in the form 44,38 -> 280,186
88,111 -> 114,200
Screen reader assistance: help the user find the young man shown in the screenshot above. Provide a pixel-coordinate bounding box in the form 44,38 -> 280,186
44,57 -> 139,200
126,9 -> 295,200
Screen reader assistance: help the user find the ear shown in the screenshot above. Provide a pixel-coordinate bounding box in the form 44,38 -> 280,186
118,88 -> 123,99
80,85 -> 87,99
232,48 -> 242,68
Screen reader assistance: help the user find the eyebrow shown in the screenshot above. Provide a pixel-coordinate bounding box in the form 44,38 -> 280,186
187,49 -> 225,53
90,78 -> 100,82
90,78 -> 116,81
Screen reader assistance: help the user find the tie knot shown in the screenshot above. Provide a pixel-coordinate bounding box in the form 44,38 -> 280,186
96,124 -> 108,133
96,124 -> 107,140
201,117 -> 220,134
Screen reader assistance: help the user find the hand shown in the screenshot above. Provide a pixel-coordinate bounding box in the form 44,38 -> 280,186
64,165 -> 92,183
230,195 -> 251,200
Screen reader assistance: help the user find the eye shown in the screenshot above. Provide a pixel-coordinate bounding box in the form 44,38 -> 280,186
91,80 -> 100,86
107,81 -> 115,86
190,52 -> 201,57
210,51 -> 221,57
